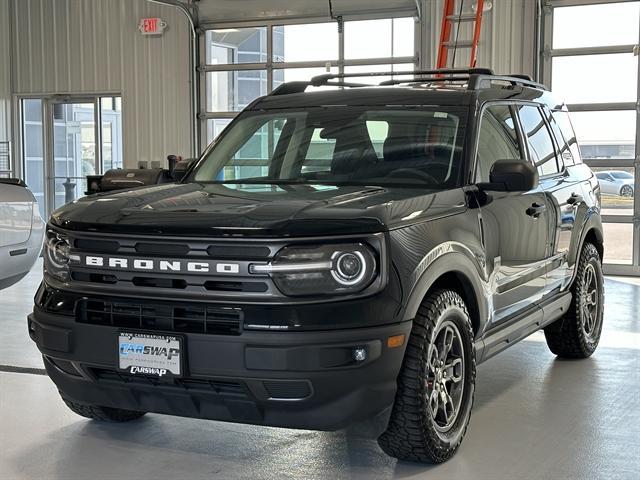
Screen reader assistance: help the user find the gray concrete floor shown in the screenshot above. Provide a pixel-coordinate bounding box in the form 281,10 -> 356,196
1,262 -> 639,480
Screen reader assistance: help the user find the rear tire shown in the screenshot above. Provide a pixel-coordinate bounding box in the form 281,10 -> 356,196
620,185 -> 633,198
378,290 -> 475,464
62,397 -> 146,422
544,242 -> 604,358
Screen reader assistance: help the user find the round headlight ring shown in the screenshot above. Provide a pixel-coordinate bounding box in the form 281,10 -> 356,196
46,236 -> 71,269
331,250 -> 368,286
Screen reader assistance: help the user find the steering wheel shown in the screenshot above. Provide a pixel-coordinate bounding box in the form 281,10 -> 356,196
387,168 -> 439,185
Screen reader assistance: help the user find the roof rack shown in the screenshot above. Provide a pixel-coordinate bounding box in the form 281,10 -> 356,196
269,68 -> 547,96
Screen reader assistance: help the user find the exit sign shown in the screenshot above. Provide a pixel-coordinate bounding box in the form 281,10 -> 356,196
138,17 -> 167,36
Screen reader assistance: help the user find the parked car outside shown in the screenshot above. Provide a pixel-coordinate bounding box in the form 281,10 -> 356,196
595,170 -> 634,197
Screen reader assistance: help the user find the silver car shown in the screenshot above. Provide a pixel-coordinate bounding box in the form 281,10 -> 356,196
595,170 -> 635,197
0,179 -> 44,289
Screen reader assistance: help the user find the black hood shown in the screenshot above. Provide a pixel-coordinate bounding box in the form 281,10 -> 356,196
50,182 -> 464,237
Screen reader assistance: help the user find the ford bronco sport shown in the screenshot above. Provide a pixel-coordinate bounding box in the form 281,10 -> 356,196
30,68 -> 604,463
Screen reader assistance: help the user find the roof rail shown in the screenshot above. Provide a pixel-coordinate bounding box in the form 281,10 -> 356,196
469,74 -> 547,91
269,68 -> 547,96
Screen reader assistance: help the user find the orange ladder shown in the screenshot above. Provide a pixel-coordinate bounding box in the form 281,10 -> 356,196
436,0 -> 485,69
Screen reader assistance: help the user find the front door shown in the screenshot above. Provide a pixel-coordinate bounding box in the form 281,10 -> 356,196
20,95 -> 122,220
474,103 -> 551,325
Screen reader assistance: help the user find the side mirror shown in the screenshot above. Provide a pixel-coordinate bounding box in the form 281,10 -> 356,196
171,158 -> 196,181
478,159 -> 538,192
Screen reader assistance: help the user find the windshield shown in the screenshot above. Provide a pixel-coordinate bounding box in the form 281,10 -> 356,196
192,107 -> 468,188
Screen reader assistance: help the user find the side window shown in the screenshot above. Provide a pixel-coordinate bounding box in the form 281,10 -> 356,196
551,110 -> 583,164
475,104 -> 522,182
543,107 -> 573,167
516,105 -> 560,177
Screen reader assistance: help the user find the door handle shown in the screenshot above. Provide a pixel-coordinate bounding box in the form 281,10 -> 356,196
526,202 -> 546,218
566,193 -> 583,205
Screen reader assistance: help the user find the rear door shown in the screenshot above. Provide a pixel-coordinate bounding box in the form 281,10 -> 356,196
474,103 -> 551,325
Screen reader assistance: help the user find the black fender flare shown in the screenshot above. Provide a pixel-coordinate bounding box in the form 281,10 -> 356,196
400,244 -> 489,336
568,208 -> 603,284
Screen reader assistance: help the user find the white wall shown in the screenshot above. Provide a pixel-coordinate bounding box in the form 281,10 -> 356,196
9,0 -> 193,168
423,0 -> 536,77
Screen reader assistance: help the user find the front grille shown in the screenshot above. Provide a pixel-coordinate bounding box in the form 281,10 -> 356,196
92,368 -> 247,396
76,299 -> 243,335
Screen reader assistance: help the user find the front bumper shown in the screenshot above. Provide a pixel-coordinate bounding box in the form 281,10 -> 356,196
29,305 -> 411,432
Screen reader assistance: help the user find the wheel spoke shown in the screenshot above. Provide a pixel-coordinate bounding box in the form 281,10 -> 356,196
440,326 -> 454,362
428,390 -> 439,419
444,357 -> 463,383
442,392 -> 455,424
429,346 -> 440,372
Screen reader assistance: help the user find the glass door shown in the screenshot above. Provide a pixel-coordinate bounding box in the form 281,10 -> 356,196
20,95 -> 122,219
50,99 -> 98,211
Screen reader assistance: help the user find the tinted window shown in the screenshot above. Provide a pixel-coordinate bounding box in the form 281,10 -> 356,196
194,107 -> 467,189
517,105 -> 560,176
551,110 -> 582,164
596,172 -> 609,180
475,104 -> 522,183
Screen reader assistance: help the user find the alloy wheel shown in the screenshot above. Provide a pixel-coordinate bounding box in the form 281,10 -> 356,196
621,185 -> 633,197
425,320 -> 465,432
581,263 -> 601,342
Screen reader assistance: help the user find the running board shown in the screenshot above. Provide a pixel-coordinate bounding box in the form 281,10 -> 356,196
475,292 -> 572,364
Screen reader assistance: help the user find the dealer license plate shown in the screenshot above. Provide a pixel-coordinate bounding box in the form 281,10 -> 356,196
118,332 -> 182,377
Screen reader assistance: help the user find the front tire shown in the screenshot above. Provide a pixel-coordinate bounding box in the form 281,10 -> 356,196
544,242 -> 604,358
62,397 -> 146,422
378,290 -> 476,464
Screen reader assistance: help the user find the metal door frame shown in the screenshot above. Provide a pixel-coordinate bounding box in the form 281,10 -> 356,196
15,93 -> 119,219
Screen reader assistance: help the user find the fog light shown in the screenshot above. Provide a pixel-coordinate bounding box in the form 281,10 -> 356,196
352,347 -> 367,362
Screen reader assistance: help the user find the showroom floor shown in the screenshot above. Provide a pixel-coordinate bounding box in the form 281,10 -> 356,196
1,262 -> 638,480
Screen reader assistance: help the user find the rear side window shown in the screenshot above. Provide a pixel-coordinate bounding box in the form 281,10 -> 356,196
475,104 -> 522,183
551,110 -> 583,165
516,105 -> 560,177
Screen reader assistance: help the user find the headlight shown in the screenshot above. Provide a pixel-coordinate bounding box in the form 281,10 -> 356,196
251,243 -> 377,297
44,229 -> 72,280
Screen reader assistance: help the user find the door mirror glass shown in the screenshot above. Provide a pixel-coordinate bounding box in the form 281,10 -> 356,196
478,159 -> 539,192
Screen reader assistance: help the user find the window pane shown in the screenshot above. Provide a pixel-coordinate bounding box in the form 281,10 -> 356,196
569,111 -> 636,159
475,105 -> 522,182
553,2 -> 640,49
516,105 -> 559,176
205,27 -> 267,64
206,70 -> 268,112
552,54 -> 637,104
593,167 -> 635,215
272,66 -> 339,90
343,63 -> 415,85
602,223 -> 634,264
345,17 -> 415,59
207,118 -> 233,142
273,23 -> 338,62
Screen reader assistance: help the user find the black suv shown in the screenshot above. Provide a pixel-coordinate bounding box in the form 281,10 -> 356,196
30,69 -> 605,463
